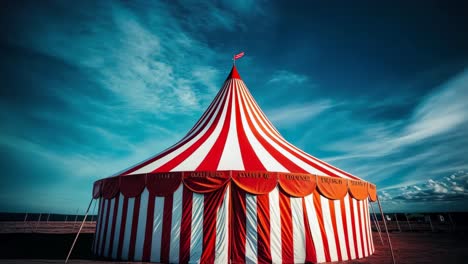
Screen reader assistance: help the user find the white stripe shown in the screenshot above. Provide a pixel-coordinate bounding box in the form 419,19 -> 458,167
364,200 -> 373,254
98,199 -> 109,256
104,198 -> 115,257
131,86 -> 230,174
190,192 -> 204,263
112,194 -> 124,259
239,81 -> 356,179
344,194 -> 356,259
169,186 -> 183,262
217,81 -> 244,170
239,82 -> 336,176
334,200 -> 348,260
291,197 -> 306,263
269,187 -> 282,263
134,189 -> 149,261
245,194 -> 258,264
304,194 -> 325,263
121,197 -> 135,260
172,88 -> 232,171
320,195 -> 338,261
359,200 -> 369,256
93,198 -> 103,254
215,185 -> 230,264
352,198 -> 363,258
150,196 -> 165,262
237,81 -> 288,172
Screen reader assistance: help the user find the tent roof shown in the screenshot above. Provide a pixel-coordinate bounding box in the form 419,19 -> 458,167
117,65 -> 360,180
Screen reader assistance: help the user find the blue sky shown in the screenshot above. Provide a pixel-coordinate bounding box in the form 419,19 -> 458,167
1,0 -> 467,214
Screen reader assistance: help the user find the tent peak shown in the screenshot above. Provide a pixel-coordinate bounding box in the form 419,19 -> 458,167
226,65 -> 242,80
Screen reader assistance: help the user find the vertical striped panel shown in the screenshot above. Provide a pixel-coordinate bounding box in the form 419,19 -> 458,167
134,189 -> 149,260
190,192 -> 204,262
104,198 -> 115,256
291,197 -> 306,263
352,198 -> 363,258
93,198 -> 104,254
112,194 -> 124,259
344,194 -> 356,259
150,196 -> 165,262
97,199 -> 109,256
245,193 -> 258,263
121,198 -> 135,260
215,185 -> 230,263
304,193 -> 325,263
320,195 -> 338,261
359,200 -> 369,256
169,186 -> 183,262
269,187 -> 282,263
334,199 -> 349,261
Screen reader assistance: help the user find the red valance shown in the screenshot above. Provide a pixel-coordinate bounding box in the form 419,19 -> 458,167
278,173 -> 316,197
93,171 -> 376,200
316,176 -> 348,200
231,171 -> 277,195
120,174 -> 146,197
183,171 -> 230,193
348,179 -> 369,200
147,172 -> 182,197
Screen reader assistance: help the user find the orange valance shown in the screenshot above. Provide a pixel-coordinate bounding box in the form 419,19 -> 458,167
316,176 -> 348,200
278,173 -> 316,197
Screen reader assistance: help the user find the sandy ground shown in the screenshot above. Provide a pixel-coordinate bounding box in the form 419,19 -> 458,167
0,231 -> 467,263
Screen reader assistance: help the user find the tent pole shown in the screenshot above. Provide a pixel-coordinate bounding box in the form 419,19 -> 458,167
65,198 -> 94,264
394,213 -> 401,232
377,196 -> 396,264
369,202 -> 384,245
404,213 -> 412,231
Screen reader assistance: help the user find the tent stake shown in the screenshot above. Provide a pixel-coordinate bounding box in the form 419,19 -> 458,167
377,196 -> 396,264
65,198 -> 94,264
369,202 -> 384,245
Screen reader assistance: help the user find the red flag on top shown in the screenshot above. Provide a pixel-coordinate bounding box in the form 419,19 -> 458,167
234,52 -> 245,60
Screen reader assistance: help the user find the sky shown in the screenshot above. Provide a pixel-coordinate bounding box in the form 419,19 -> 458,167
1,0 -> 468,214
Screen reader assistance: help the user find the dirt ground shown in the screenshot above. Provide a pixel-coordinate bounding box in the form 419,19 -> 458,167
0,231 -> 467,263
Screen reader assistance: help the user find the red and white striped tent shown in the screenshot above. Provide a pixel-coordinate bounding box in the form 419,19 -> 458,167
92,65 -> 377,263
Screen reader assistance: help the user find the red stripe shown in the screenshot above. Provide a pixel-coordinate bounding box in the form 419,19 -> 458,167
329,200 -> 342,261
187,80 -> 228,135
142,193 -> 156,261
107,195 -> 120,257
117,197 -> 129,259
256,193 -> 272,263
201,185 -> 228,263
196,81 -> 234,170
119,84 -> 228,175
314,191 -> 331,262
238,86 -> 308,173
279,190 -> 294,264
348,195 -> 360,258
357,200 -> 367,256
128,196 -> 141,260
160,194 -> 173,263
235,80 -> 266,170
231,185 -> 246,264
340,197 -> 352,260
93,198 -> 104,254
154,88 -> 232,172
100,199 -> 112,256
302,197 -> 317,263
364,200 -> 372,254
179,187 -> 193,263
240,82 -> 359,179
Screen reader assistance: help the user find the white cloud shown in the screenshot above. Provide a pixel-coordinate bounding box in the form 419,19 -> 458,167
266,100 -> 333,127
267,70 -> 309,85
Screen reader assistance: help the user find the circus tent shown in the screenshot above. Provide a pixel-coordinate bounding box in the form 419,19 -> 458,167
91,65 -> 377,263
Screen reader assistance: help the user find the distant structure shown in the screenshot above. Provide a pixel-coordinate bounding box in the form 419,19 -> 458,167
91,64 -> 378,263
